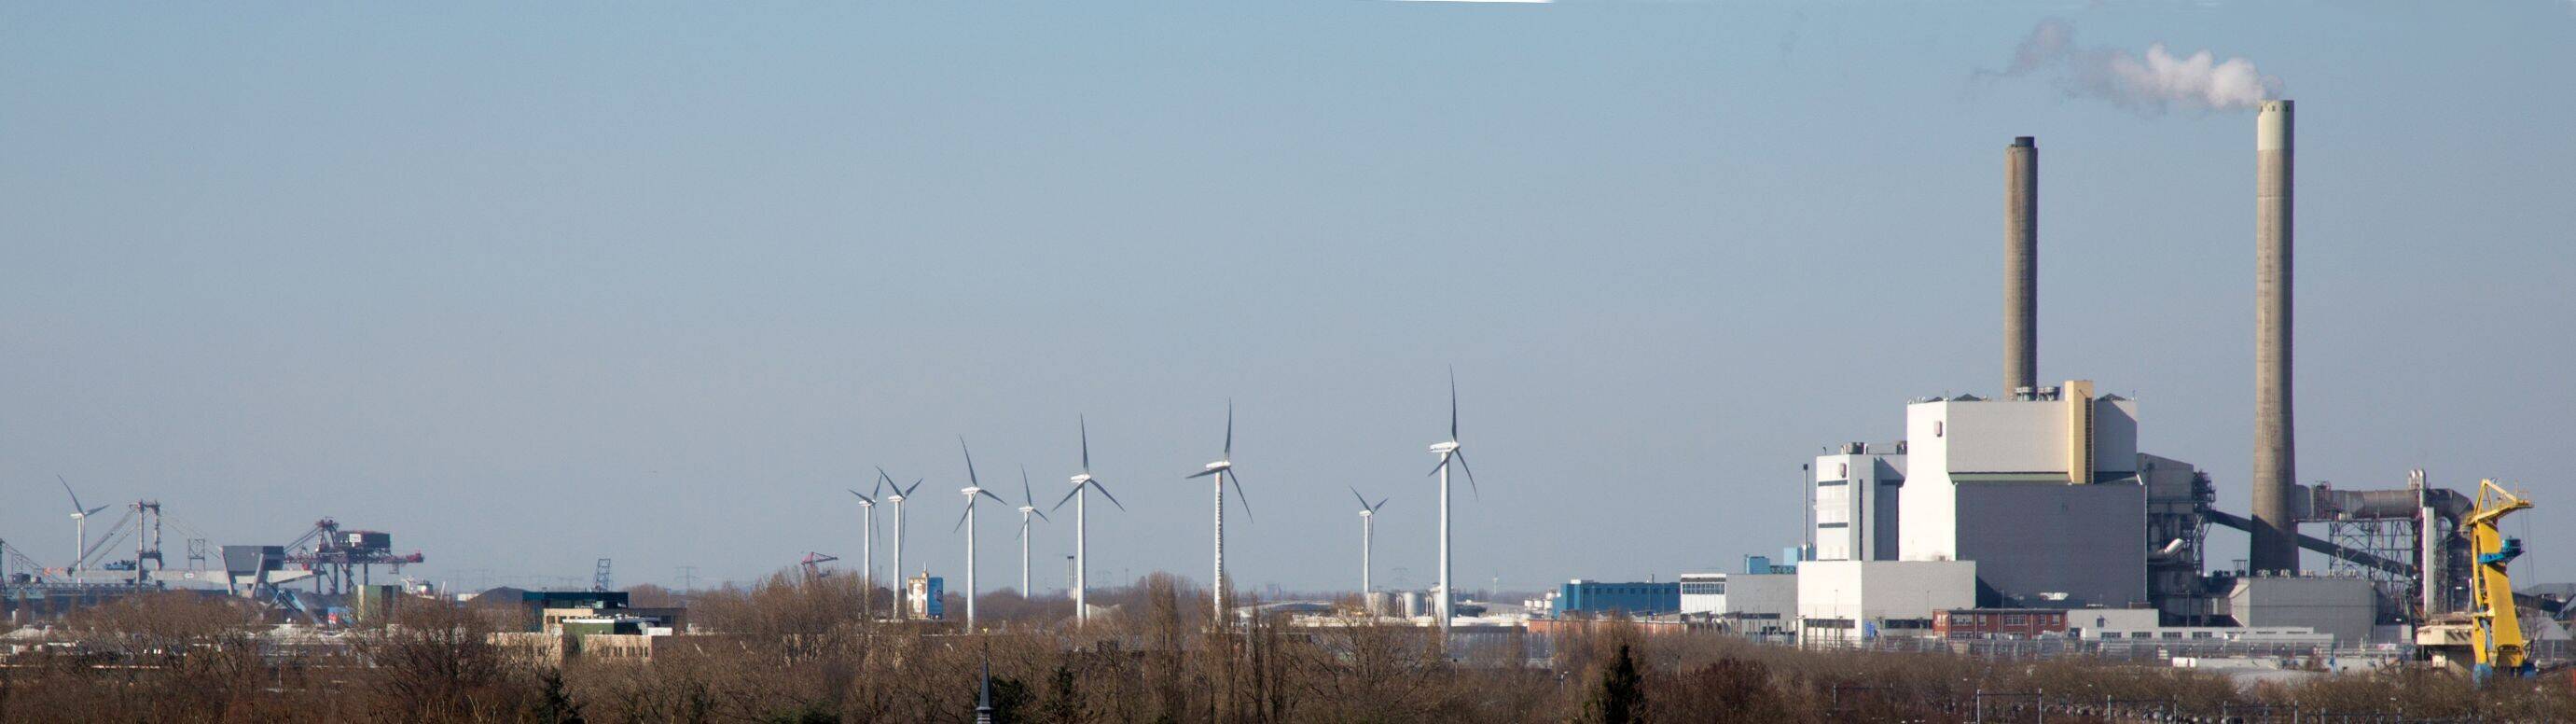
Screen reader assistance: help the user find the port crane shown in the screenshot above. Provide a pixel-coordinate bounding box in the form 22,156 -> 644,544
2464,479 -> 2534,681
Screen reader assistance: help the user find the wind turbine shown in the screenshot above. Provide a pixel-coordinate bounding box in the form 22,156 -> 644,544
59,476 -> 107,575
1350,486 -> 1390,601
952,438 -> 1006,630
1052,416 -> 1126,625
1184,401 -> 1253,623
884,472 -> 924,619
1425,371 -> 1481,642
848,470 -> 889,616
1013,466 -> 1051,596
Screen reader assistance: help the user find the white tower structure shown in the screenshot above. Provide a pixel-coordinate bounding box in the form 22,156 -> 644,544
1184,402 -> 1253,623
955,439 -> 1006,630
886,476 -> 922,619
1425,374 -> 1480,644
849,471 -> 890,615
1053,417 -> 1126,625
59,477 -> 106,575
1351,487 -> 1388,596
1015,466 -> 1050,595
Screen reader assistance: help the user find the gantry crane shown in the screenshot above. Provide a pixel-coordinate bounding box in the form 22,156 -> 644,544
2464,479 -> 2534,681
800,552 -> 840,581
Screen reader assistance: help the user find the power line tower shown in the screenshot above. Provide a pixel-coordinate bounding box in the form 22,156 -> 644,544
593,558 -> 613,592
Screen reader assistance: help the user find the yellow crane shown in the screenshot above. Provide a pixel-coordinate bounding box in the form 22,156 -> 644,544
2465,479 -> 2534,681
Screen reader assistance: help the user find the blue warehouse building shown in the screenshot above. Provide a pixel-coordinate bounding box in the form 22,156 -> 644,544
1554,579 -> 1681,617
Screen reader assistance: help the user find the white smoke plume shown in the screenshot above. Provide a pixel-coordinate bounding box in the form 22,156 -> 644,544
1983,19 -> 2282,114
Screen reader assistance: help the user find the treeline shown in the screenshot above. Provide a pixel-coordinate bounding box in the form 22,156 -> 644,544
1,576 -> 2571,722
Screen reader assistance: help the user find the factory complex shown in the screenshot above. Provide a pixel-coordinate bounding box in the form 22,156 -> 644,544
1529,103 -> 2559,676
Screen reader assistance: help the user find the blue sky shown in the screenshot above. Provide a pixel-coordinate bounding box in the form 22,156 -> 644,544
3,2 -> 2571,592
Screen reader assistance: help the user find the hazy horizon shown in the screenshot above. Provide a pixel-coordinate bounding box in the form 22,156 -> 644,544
5,2 -> 2572,594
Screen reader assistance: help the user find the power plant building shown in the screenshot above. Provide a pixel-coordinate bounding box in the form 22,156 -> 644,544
1896,383 -> 2151,609
1811,443 -> 1905,562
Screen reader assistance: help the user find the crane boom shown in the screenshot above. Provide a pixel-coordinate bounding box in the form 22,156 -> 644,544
2465,479 -> 2534,681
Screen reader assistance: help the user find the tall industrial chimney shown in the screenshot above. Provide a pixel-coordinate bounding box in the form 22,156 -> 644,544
2250,100 -> 2298,575
2005,136 -> 2038,398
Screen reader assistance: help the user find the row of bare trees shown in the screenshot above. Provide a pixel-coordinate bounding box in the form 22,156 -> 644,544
3,577 -> 2572,723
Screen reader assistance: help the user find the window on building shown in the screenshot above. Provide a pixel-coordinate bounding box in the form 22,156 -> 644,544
1933,421 -> 1944,437
2161,632 -> 2182,640
2002,614 -> 2027,626
2100,632 -> 2122,639
2191,632 -> 2213,639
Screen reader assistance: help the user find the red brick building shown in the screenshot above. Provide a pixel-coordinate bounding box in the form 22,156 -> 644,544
1932,608 -> 2068,639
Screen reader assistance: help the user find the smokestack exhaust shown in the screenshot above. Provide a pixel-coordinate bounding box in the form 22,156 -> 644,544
2250,100 -> 2298,575
2005,136 -> 2038,398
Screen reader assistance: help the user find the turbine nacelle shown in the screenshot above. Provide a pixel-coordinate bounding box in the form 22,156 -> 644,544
961,486 -> 984,497
1202,460 -> 1232,472
1428,440 -> 1461,454
1070,473 -> 1094,484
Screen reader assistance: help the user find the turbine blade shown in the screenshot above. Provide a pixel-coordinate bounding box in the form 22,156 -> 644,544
953,506 -> 973,534
873,467 -> 892,498
1020,466 -> 1035,507
1052,487 -> 1082,512
1079,415 -> 1091,473
1223,399 -> 1234,458
85,505 -> 110,517
1017,522 -> 1027,540
1091,482 -> 1128,512
959,436 -> 980,487
1449,366 -> 1460,441
848,489 -> 877,505
1427,456 -> 1449,478
58,475 -> 83,513
1350,485 -> 1370,510
1185,468 -> 1219,480
907,479 -> 924,497
1374,496 -> 1391,512
980,489 -> 1007,505
1032,508 -> 1051,523
1452,450 -> 1482,500
1226,470 -> 1253,523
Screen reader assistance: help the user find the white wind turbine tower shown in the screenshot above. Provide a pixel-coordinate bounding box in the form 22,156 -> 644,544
1425,371 -> 1482,643
1350,486 -> 1389,599
885,474 -> 925,619
59,476 -> 107,575
1051,416 -> 1126,625
847,470 -> 890,616
1184,401 -> 1254,623
1013,466 -> 1051,595
952,438 -> 1006,630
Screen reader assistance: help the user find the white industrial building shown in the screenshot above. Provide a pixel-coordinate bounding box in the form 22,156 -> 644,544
1677,571 -> 1799,636
1896,382 -> 2149,609
1796,560 -> 1976,646
1811,442 -> 1905,562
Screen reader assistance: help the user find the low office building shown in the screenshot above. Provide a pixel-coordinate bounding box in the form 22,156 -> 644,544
2228,576 -> 2376,645
1554,579 -> 1679,618
1796,560 -> 1976,646
1932,608 -> 2069,639
1720,573 -> 1799,636
1679,573 -> 1726,616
